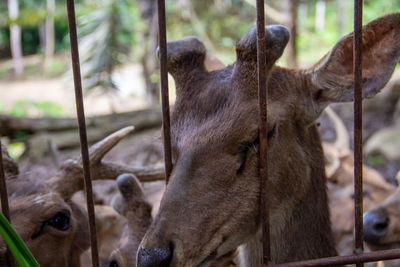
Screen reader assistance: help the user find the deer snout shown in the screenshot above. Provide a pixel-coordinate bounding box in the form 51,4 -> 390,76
137,246 -> 172,267
363,211 -> 389,244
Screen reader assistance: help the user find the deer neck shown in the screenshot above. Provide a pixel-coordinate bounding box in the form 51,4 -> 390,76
239,125 -> 337,266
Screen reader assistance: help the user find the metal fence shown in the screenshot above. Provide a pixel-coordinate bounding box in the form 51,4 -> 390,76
1,0 -> 400,266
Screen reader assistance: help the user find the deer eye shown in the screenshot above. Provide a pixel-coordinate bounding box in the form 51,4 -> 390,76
44,212 -> 70,231
237,136 -> 259,174
237,125 -> 276,174
32,211 -> 71,239
107,259 -> 119,267
267,124 -> 276,140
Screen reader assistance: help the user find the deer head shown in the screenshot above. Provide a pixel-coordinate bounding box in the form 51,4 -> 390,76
0,126 -> 156,267
138,14 -> 400,266
107,173 -> 237,267
364,186 -> 400,251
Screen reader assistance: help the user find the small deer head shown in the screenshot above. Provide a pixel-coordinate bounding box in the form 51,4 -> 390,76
0,127 -> 139,267
364,186 -> 400,251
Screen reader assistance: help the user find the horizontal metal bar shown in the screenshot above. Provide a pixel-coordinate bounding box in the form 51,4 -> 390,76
275,249 -> 400,267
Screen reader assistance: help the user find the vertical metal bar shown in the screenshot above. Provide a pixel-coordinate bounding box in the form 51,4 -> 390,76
256,0 -> 270,265
353,0 -> 363,266
65,1 -> 99,266
157,0 -> 172,183
0,140 -> 15,267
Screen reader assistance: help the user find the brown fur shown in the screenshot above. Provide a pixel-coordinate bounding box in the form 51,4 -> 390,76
0,127 -> 136,267
139,14 -> 400,266
362,186 -> 400,267
364,187 -> 400,250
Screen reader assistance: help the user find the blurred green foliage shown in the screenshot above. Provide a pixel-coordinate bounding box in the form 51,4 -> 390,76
77,0 -> 134,92
0,212 -> 39,267
7,142 -> 26,159
0,0 -> 399,74
8,100 -> 63,117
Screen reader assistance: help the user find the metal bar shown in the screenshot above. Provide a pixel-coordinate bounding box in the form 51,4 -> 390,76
0,140 -> 15,267
353,1 -> 364,266
157,0 -> 172,183
256,0 -> 270,265
65,1 -> 99,266
275,249 -> 400,267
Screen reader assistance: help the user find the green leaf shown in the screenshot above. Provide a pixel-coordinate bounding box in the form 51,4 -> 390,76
0,213 -> 40,267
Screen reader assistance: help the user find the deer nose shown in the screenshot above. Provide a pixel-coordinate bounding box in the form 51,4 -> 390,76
363,211 -> 389,244
137,246 -> 172,267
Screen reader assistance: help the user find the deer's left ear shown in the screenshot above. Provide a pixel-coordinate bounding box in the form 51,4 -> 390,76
309,13 -> 400,108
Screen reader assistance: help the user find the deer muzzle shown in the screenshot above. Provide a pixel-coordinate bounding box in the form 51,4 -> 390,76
137,246 -> 172,267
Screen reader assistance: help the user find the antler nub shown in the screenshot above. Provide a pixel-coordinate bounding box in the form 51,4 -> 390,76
236,25 -> 289,62
116,173 -> 145,201
159,36 -> 207,77
111,173 -> 151,220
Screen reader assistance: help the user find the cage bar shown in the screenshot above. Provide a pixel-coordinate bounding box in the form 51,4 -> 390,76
65,0 -> 99,266
275,249 -> 400,267
256,0 -> 271,266
0,140 -> 15,267
353,2 -> 364,267
157,0 -> 173,183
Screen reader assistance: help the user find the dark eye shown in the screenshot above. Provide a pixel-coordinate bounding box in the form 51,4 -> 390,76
45,212 -> 70,231
237,125 -> 276,174
32,211 -> 70,239
237,136 -> 259,174
107,259 -> 119,267
267,124 -> 276,141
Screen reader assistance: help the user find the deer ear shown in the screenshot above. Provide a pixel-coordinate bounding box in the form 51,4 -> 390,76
309,13 -> 400,107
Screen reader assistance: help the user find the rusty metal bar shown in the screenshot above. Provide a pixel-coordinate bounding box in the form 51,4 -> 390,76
157,0 -> 172,183
0,141 -> 10,223
0,140 -> 15,267
353,1 -> 364,266
275,249 -> 400,267
65,1 -> 99,266
256,0 -> 270,265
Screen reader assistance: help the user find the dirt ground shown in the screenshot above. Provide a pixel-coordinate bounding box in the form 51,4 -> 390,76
0,57 -> 149,117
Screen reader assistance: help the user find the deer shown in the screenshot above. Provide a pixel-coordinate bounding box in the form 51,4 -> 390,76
363,175 -> 400,267
0,126 -> 163,267
105,172 -> 238,267
323,106 -> 398,257
137,13 -> 400,266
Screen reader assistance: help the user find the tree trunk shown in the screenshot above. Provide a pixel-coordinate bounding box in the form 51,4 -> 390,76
0,108 -> 162,137
1,108 -> 163,157
285,0 -> 298,68
7,0 -> 24,77
139,0 -> 160,105
337,0 -> 346,37
39,23 -> 46,53
45,0 -> 55,63
315,0 -> 326,32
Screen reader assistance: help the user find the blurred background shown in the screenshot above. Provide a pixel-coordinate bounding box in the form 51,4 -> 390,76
0,0 -> 399,183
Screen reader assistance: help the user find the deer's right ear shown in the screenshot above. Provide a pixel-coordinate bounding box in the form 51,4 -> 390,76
309,13 -> 400,110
